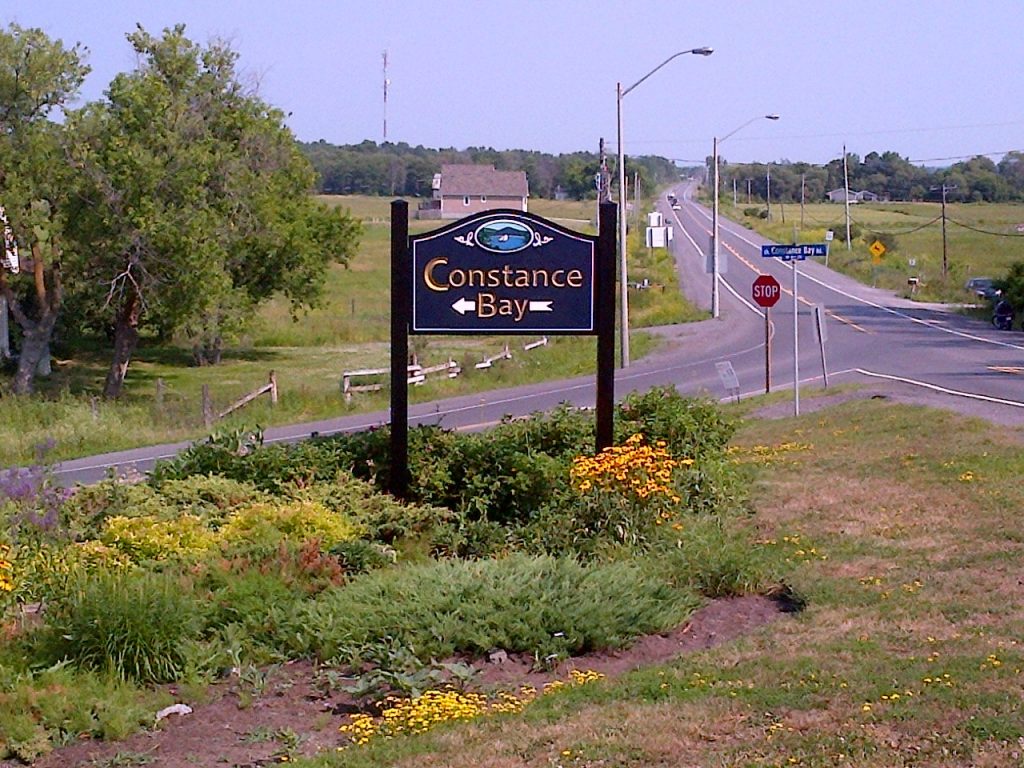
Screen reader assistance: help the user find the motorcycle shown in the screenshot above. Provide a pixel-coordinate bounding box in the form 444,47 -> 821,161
992,301 -> 1014,330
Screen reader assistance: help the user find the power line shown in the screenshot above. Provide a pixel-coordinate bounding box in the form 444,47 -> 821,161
947,217 -> 1024,238
910,150 -> 1022,163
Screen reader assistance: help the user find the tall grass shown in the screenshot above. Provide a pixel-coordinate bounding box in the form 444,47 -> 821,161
38,570 -> 203,683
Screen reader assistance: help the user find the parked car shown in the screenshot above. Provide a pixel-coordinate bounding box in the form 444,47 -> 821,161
965,277 -> 1000,300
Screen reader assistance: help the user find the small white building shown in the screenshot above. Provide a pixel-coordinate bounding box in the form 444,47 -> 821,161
827,188 -> 883,203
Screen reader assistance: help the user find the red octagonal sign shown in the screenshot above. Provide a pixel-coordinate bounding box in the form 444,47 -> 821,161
752,274 -> 781,308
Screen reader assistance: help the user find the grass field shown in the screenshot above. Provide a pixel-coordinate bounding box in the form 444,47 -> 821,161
303,394 -> 1024,767
734,199 -> 1024,302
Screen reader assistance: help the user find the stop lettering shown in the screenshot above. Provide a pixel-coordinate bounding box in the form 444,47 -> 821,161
752,274 -> 781,308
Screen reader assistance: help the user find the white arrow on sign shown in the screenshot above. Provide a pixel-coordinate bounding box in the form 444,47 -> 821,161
529,301 -> 552,312
452,297 -> 476,315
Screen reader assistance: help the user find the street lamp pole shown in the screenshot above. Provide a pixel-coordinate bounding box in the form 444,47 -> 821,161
711,114 -> 779,318
617,46 -> 712,367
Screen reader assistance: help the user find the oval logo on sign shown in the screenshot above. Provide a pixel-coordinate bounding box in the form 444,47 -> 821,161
475,220 -> 533,253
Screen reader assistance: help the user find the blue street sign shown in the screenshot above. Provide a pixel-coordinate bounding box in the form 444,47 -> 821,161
761,243 -> 828,261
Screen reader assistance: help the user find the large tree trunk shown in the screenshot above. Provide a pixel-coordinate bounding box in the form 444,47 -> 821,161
2,247 -> 62,396
103,292 -> 141,400
11,321 -> 55,394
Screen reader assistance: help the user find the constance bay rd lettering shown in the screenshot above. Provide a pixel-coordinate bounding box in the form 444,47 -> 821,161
411,212 -> 596,333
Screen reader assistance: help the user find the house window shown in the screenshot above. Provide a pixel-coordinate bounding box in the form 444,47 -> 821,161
463,196 -> 470,206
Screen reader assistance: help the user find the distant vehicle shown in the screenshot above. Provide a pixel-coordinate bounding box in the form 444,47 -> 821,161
671,203 -> 681,210
965,277 -> 1000,300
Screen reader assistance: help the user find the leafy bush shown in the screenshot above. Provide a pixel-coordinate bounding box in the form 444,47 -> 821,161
616,386 -> 737,460
100,514 -> 216,563
218,500 -> 362,551
61,480 -> 172,540
288,472 -> 453,546
150,475 -> 268,524
144,386 -> 746,555
38,570 -> 203,683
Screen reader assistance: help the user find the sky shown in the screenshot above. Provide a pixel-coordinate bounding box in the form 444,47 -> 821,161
5,0 -> 1024,167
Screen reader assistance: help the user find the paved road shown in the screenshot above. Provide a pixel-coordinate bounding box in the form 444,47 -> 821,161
46,184 -> 1024,485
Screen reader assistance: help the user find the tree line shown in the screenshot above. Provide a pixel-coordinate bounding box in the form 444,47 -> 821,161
299,140 -> 681,200
714,150 -> 1024,204
0,24 -> 360,398
301,141 -> 1024,206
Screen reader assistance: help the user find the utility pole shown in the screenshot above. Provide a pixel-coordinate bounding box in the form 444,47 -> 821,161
934,183 -> 957,278
766,166 -> 772,222
746,178 -> 752,204
732,177 -> 737,206
842,144 -> 852,250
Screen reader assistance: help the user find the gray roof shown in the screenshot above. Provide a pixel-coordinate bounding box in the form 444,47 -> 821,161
439,164 -> 529,197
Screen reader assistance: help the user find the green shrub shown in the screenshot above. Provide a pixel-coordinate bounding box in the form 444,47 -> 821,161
616,386 -> 737,460
38,571 -> 202,683
151,475 -> 267,524
62,481 -> 172,540
143,387 -> 747,551
218,500 -> 362,550
100,514 -> 216,563
287,553 -> 701,665
288,472 -> 453,546
200,567 -> 299,637
430,518 -> 509,559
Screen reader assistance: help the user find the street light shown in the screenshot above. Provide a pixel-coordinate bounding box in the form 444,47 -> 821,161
617,46 -> 712,367
711,114 -> 779,318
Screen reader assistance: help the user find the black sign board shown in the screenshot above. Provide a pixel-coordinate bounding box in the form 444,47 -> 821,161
390,201 -> 616,500
411,210 -> 596,334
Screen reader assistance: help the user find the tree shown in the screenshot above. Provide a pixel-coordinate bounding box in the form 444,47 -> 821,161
0,24 -> 89,394
67,25 -> 360,398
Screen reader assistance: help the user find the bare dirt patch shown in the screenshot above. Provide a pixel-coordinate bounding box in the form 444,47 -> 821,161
9,596 -> 786,768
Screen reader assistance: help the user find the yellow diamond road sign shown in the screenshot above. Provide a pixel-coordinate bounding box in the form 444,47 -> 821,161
869,240 -> 886,259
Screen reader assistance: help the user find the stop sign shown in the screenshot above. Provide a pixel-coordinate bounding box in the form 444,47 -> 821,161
752,274 -> 781,308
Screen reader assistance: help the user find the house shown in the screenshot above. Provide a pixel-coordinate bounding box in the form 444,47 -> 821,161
417,164 -> 529,219
826,188 -> 884,203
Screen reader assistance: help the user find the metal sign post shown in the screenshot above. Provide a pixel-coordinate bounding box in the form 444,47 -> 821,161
751,274 -> 781,394
792,259 -> 800,416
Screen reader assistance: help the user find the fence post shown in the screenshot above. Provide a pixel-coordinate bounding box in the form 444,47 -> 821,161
269,370 -> 278,405
202,384 -> 213,428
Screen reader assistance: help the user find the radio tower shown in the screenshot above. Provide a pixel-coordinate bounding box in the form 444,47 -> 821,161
382,50 -> 390,142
